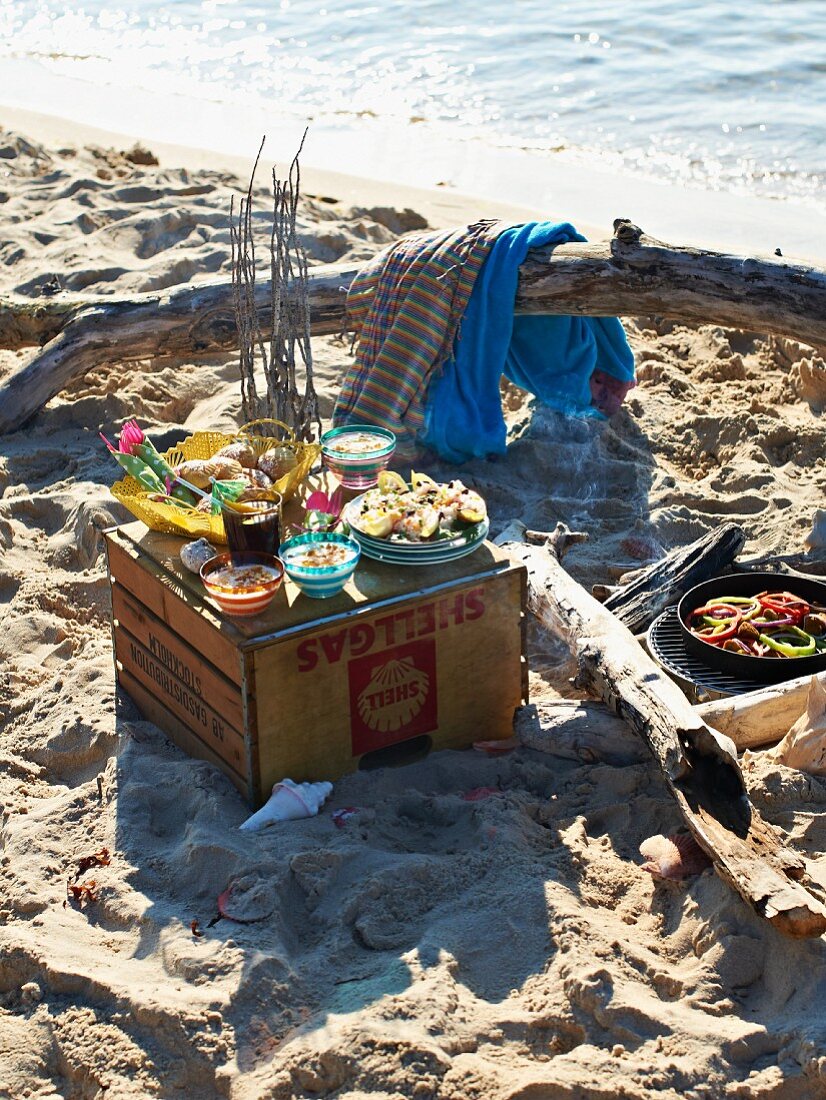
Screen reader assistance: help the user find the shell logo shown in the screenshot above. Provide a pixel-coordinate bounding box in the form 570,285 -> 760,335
356,657 -> 430,733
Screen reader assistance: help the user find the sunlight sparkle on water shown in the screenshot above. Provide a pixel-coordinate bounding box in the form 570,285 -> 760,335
0,0 -> 822,209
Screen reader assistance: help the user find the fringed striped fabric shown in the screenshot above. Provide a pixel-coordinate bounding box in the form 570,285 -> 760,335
334,219 -> 504,447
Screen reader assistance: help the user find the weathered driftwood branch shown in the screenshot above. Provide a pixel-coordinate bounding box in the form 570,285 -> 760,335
516,674 -> 825,760
1,220 -> 824,433
697,672 -> 826,751
733,554 -> 826,580
602,522 -> 746,634
0,263 -> 355,435
518,220 -> 826,349
501,520 -> 826,937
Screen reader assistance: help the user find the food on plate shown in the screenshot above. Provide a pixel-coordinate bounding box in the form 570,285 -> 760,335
214,441 -> 257,468
350,473 -> 488,543
685,590 -> 826,658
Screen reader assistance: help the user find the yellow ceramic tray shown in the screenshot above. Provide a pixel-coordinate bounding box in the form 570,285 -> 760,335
109,421 -> 321,544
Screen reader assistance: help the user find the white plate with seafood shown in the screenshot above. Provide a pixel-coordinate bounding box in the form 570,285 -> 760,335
343,472 -> 489,564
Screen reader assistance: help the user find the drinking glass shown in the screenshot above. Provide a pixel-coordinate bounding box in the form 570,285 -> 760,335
221,494 -> 282,557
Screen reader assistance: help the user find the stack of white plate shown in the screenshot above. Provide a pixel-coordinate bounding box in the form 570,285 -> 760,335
343,498 -> 489,565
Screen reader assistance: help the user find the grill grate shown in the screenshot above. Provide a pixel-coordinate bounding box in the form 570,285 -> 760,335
647,606 -> 768,701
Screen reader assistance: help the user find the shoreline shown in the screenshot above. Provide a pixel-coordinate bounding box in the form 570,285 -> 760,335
2,59 -> 825,263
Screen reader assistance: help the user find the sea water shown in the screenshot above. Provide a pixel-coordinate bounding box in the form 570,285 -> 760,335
0,0 -> 823,212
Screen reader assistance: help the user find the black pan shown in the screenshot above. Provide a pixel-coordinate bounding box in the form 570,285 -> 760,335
678,571 -> 826,684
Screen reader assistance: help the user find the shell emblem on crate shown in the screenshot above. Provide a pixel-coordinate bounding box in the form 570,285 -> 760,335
109,420 -> 320,544
356,656 -> 431,733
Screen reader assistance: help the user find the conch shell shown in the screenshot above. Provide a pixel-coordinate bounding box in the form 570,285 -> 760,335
239,779 -> 333,832
175,457 -> 244,489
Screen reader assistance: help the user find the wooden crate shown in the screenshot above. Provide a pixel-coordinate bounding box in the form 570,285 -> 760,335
105,521 -> 528,806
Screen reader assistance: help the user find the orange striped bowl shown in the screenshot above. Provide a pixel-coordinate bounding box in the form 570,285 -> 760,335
200,552 -> 284,618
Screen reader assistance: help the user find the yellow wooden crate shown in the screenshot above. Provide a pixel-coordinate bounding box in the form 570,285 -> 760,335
105,520 -> 528,806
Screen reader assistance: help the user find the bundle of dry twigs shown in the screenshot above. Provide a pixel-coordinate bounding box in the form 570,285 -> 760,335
230,133 -> 321,441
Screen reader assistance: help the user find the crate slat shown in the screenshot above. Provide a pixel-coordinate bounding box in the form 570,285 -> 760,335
107,532 -> 242,683
114,625 -> 246,775
118,669 -> 249,798
112,584 -> 245,733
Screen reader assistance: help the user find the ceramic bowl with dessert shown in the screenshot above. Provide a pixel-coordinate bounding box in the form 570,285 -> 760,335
320,424 -> 396,489
200,551 -> 284,617
278,531 -> 361,599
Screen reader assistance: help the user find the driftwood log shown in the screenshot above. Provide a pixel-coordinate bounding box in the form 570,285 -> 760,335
1,220 -> 824,433
500,521 -> 826,937
516,671 -> 825,763
601,521 -> 746,634
697,671 -> 826,751
515,700 -> 648,765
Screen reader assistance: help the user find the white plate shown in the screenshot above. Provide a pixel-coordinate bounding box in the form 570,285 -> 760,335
343,493 -> 488,554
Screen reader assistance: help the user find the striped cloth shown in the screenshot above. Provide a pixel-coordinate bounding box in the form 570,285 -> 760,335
334,219 -> 505,448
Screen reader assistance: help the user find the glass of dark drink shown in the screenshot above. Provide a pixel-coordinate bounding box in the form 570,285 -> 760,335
221,494 -> 282,558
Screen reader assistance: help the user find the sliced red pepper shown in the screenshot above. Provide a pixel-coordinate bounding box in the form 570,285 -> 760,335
690,602 -> 743,619
691,617 -> 740,644
757,592 -> 810,624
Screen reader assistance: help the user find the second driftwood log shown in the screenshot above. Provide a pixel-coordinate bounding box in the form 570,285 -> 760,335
499,521 -> 826,937
601,522 -> 746,634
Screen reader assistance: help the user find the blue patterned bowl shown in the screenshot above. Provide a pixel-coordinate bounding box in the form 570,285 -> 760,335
279,532 -> 361,599
320,425 -> 396,489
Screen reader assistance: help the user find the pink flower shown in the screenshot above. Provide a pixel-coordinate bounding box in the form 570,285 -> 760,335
303,487 -> 345,533
305,488 -> 343,518
99,418 -> 145,456
118,418 -> 145,455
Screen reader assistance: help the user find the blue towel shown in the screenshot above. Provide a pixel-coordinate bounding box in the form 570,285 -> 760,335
421,220 -> 635,463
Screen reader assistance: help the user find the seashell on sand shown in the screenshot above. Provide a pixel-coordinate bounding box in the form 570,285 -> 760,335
639,831 -> 712,880
239,778 -> 333,831
180,538 -> 218,572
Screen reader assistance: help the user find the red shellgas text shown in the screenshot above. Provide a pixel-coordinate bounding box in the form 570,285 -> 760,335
295,586 -> 485,672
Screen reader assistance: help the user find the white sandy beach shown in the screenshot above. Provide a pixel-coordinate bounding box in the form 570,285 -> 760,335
2,111 -> 826,1098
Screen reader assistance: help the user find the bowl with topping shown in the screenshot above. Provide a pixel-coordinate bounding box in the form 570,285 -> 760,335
200,551 -> 284,617
320,425 -> 396,489
279,531 -> 361,599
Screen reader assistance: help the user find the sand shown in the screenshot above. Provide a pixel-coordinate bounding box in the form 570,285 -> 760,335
2,117 -> 826,1100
